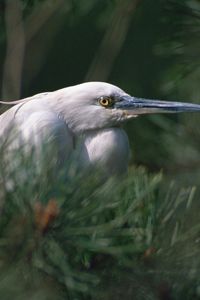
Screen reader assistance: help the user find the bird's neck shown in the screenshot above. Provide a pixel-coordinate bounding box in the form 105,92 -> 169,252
75,128 -> 130,176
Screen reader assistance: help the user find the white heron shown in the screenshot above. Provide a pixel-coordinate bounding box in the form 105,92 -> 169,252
0,81 -> 200,179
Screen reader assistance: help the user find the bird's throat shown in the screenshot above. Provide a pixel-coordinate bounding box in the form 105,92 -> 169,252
77,128 -> 130,176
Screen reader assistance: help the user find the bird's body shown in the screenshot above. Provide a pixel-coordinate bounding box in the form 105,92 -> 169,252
1,81 -> 200,183
0,83 -> 130,178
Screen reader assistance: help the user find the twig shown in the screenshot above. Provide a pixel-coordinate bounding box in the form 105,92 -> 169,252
2,0 -> 25,100
25,0 -> 68,44
2,0 -> 71,101
85,0 -> 142,81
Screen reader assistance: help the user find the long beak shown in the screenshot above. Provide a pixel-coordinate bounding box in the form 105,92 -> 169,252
115,95 -> 200,115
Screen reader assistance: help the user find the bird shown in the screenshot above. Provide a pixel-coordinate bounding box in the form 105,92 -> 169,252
1,81 -> 200,183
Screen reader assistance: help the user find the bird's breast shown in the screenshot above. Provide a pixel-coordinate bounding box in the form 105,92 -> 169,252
79,128 -> 130,175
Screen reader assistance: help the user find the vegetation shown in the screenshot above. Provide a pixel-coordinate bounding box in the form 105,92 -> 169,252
0,0 -> 200,299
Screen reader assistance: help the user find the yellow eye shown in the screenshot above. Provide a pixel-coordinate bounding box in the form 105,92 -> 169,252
99,97 -> 114,108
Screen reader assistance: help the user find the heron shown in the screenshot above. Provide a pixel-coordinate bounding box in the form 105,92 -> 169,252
0,81 -> 200,180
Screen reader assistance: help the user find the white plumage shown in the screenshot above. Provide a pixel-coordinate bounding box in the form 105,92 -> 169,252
1,81 -> 200,183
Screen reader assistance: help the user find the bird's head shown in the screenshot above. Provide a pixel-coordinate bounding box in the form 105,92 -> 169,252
54,81 -> 200,133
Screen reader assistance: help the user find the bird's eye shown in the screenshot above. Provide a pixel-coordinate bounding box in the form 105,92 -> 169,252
99,97 -> 114,108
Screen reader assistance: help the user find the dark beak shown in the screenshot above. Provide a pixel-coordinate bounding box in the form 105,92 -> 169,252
115,95 -> 200,115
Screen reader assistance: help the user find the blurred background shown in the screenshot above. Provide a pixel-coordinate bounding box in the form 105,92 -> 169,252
1,0 -> 200,178
1,1 -> 200,299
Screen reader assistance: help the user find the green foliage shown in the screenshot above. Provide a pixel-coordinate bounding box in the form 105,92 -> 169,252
0,144 -> 200,299
0,148 -> 162,299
